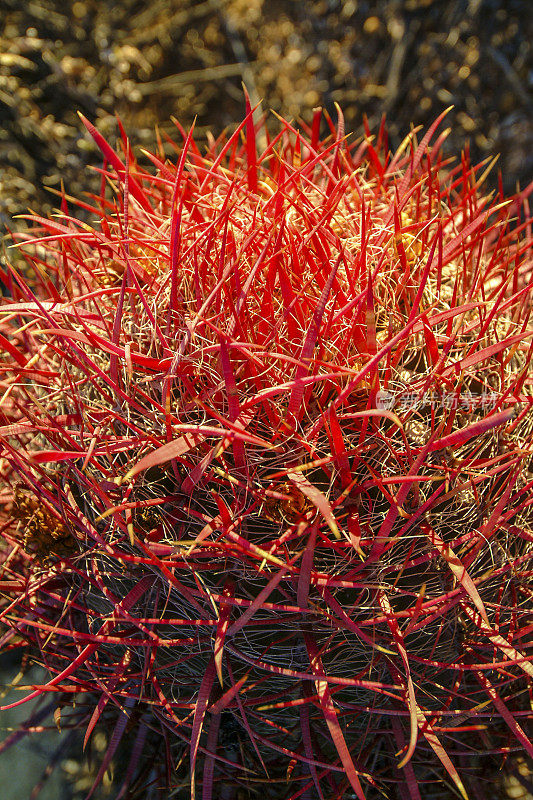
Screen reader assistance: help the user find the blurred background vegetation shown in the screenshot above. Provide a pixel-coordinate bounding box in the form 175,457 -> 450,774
0,0 -> 532,234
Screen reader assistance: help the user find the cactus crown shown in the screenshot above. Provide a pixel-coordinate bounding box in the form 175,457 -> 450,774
0,105 -> 532,800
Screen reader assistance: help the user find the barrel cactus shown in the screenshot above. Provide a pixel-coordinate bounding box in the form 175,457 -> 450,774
0,102 -> 532,800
